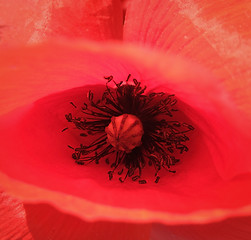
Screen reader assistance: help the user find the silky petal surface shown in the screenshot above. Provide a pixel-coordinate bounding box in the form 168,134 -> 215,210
0,42 -> 250,224
124,0 -> 251,117
0,0 -> 123,45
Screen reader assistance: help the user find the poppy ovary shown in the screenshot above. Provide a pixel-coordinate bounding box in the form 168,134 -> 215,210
105,114 -> 144,153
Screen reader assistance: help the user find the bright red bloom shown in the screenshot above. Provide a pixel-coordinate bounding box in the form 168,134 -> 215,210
0,0 -> 251,239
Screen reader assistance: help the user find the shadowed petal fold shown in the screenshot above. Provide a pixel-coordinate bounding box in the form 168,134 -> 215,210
151,216 -> 251,240
24,203 -> 151,240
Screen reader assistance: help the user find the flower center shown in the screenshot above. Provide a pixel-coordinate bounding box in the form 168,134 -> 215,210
105,114 -> 144,153
64,74 -> 194,184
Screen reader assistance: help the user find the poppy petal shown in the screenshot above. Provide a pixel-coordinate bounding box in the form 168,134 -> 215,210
124,0 -> 251,117
24,202 -> 151,240
151,216 -> 251,240
0,0 -> 123,45
0,191 -> 32,239
0,41 -> 250,224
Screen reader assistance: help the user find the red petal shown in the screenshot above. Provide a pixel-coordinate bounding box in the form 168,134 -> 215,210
24,202 -> 151,240
124,0 -> 251,117
0,42 -> 250,224
0,0 -> 123,45
0,191 -> 32,239
151,216 -> 251,240
0,41 -> 123,115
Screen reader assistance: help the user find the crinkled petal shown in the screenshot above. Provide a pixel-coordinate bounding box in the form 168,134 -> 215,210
0,41 -> 250,225
0,0 -> 123,45
0,191 -> 32,239
124,0 -> 251,117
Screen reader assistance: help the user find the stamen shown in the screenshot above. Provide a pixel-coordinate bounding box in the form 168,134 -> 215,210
65,75 -> 194,183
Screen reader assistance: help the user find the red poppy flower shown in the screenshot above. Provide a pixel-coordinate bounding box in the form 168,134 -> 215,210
0,0 -> 251,239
